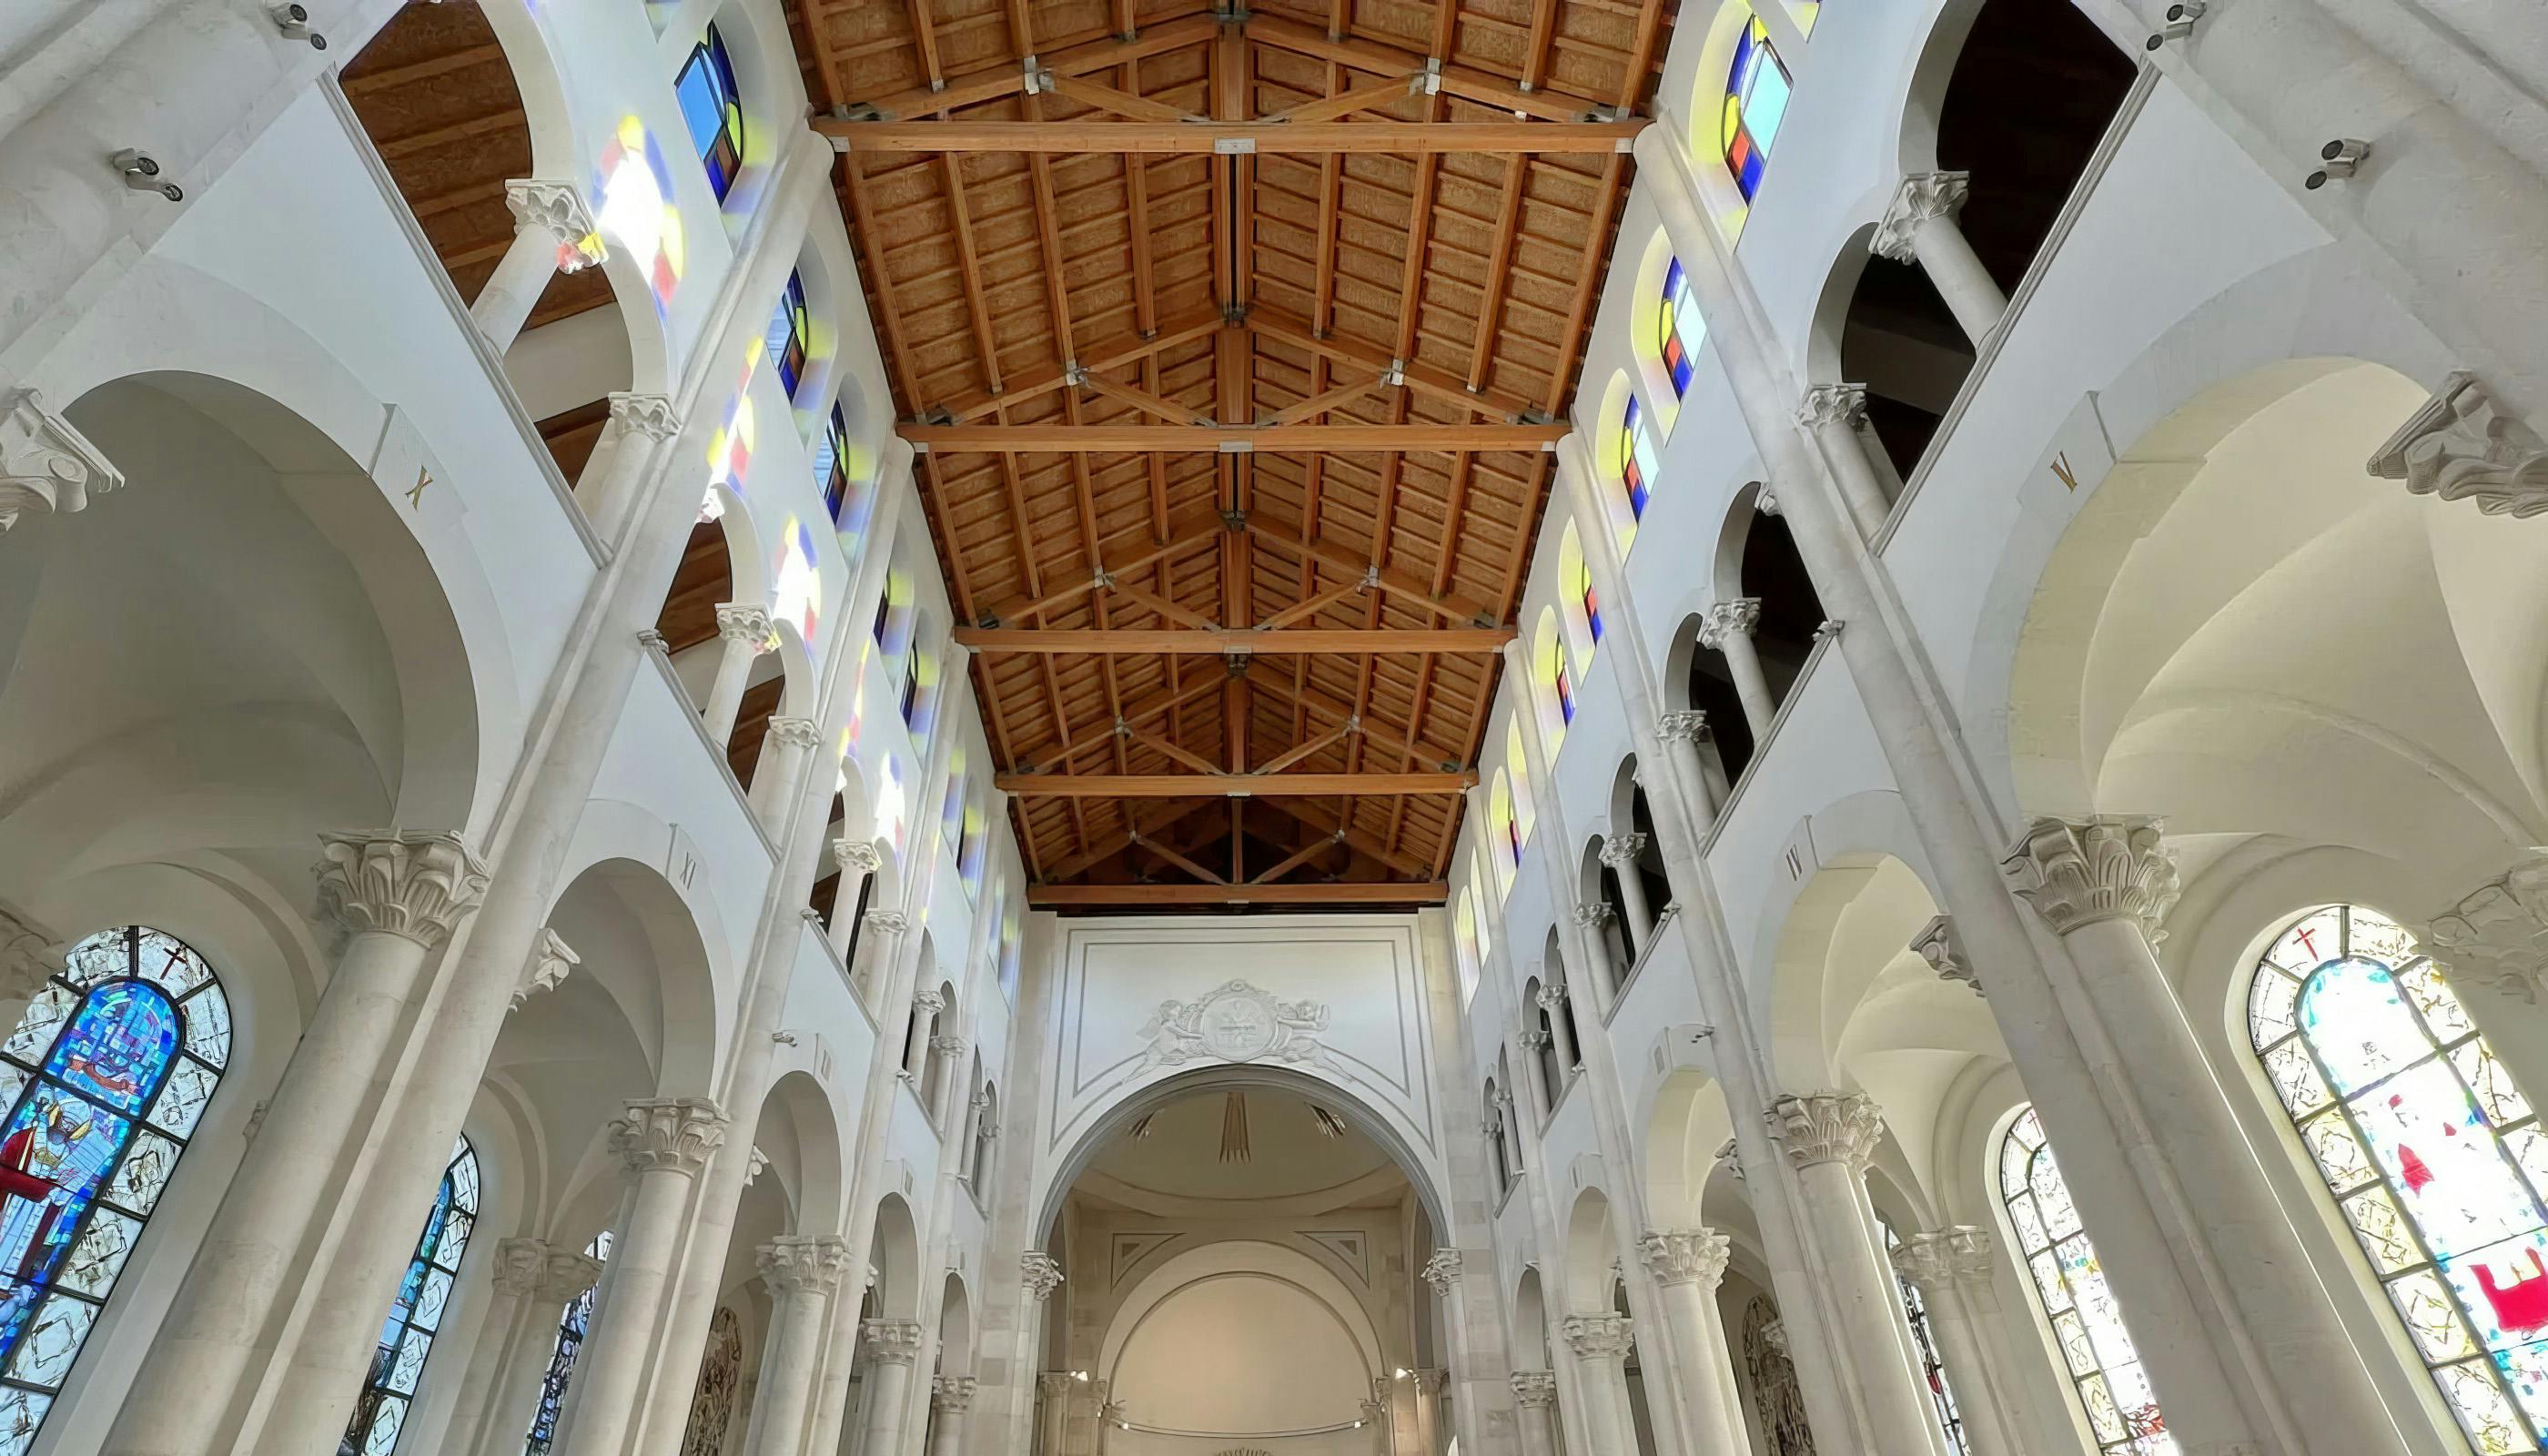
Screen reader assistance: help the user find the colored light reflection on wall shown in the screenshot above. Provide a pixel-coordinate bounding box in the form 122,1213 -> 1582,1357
773,516 -> 822,654
593,116 -> 685,311
876,754 -> 907,854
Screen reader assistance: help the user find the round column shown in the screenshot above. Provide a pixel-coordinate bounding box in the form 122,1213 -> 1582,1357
744,1236 -> 852,1456
858,1320 -> 925,1456
854,908 -> 911,1000
470,180 -> 604,353
1600,834 -> 1655,957
1892,1228 -> 2024,1456
703,602 -> 775,745
1870,172 -> 2005,348
749,715 -> 825,824
1509,1371 -> 1561,1456
1036,1372 -> 1075,1456
1558,1314 -> 1637,1456
1535,984 -> 1580,1082
1653,712 -> 1716,828
1636,1229 -> 1748,1456
1696,599 -> 1779,740
826,840 -> 882,959
447,1237 -> 548,1456
1791,386 -> 1894,540
579,391 -> 682,539
927,1375 -> 976,1456
928,1034 -> 968,1127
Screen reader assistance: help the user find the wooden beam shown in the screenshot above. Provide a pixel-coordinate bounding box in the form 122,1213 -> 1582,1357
1252,798 -> 1435,879
1248,308 -> 1542,425
972,506 -> 1224,627
824,119 -> 1641,153
905,423 -> 1564,451
1252,575 -> 1367,631
1077,372 -> 1216,427
1046,73 -> 1206,124
996,772 -> 1475,798
1240,516 -> 1496,628
1249,831 -> 1344,885
939,310 -> 1227,423
1028,880 -> 1448,906
854,15 -> 1219,120
1250,719 -> 1355,777
1103,579 -> 1218,631
1124,725 -> 1227,777
1258,373 -> 1389,427
1244,15 -> 1603,123
1261,73 -> 1421,125
1016,670 -> 1226,775
1127,829 -> 1229,885
956,627 -> 1513,655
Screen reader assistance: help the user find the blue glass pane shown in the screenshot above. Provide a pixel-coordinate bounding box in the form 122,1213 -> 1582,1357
673,52 -> 728,167
1744,50 -> 1792,154
43,982 -> 177,1117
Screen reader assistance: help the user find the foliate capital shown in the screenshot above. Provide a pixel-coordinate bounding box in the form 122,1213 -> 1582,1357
1412,1369 -> 1449,1395
716,602 -> 777,650
1655,710 -> 1708,744
1037,1371 -> 1077,1398
835,839 -> 883,874
513,927 -> 578,1011
768,715 -> 824,750
1518,1028 -> 1552,1051
1419,1249 -> 1463,1296
1022,1249 -> 1066,1299
1890,1226 -> 1996,1294
1560,1312 -> 1635,1360
492,1237 -> 551,1296
1697,597 -> 1763,649
911,988 -> 945,1016
1767,1090 -> 1883,1170
1534,983 -> 1568,1013
2422,850 -> 2548,1002
867,909 -> 913,937
611,1096 -> 728,1176
931,1374 -> 976,1411
929,1034 -> 966,1057
1870,170 -> 1970,263
608,391 -> 681,441
1795,383 -> 1868,432
0,389 -> 122,534
1570,901 -> 1614,930
1637,1228 -> 1731,1290
862,1317 -> 925,1365
2367,370 -> 2548,518
1510,1370 -> 1559,1408
1910,915 -> 1981,998
313,830 -> 490,947
502,178 -> 606,271
1598,834 -> 1650,869
541,1249 -> 605,1300
758,1234 -> 852,1296
2001,815 -> 2179,943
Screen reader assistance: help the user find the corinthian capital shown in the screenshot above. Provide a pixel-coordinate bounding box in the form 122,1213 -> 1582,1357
1569,901 -> 1614,930
932,1374 -> 976,1412
758,1235 -> 852,1296
1795,383 -> 1868,432
1419,1249 -> 1463,1297
863,1318 -> 925,1365
1022,1249 -> 1066,1300
0,389 -> 122,534
611,1097 -> 728,1175
491,1237 -> 551,1296
514,927 -> 578,1011
1598,834 -> 1650,869
1560,1312 -> 1635,1360
503,178 -> 606,271
313,830 -> 490,947
716,602 -> 776,650
1655,709 -> 1708,744
768,715 -> 824,750
2422,850 -> 2548,1001
1910,915 -> 1981,998
2001,815 -> 2179,943
1890,1226 -> 1996,1295
866,909 -> 913,938
1870,171 -> 1970,262
834,839 -> 883,874
1697,597 -> 1762,649
1510,1370 -> 1559,1408
1767,1090 -> 1883,1170
2368,371 -> 2548,518
540,1249 -> 605,1300
608,391 -> 681,441
1638,1228 -> 1730,1290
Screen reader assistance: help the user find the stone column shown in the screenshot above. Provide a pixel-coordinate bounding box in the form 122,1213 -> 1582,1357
1696,599 -> 1777,740
1765,1092 -> 1942,1456
1535,983 -> 1580,1079
854,908 -> 910,1000
1509,1371 -> 1561,1456
928,1034 -> 968,1127
472,1243 -> 607,1456
1516,1028 -> 1555,1121
1036,1372 -> 1075,1456
2421,848 -> 2548,1100
1569,901 -> 1623,1008
1360,1396 -> 1390,1456
858,1320 -> 925,1456
554,1097 -> 728,1456
1891,1228 -> 2023,1456
104,830 -> 487,1456
1653,712 -> 1715,829
579,391 -> 682,539
1,387 -> 122,533
904,988 -> 945,1081
1792,385 -> 1894,540
744,1236 -> 852,1456
703,602 -> 775,746
1600,834 -> 1654,956
1411,1368 -> 1447,1454
447,1237 -> 551,1456
1558,1314 -> 1638,1456
749,714 -> 824,827
472,179 -> 605,353
928,1375 -> 976,1456
1636,1229 -> 1748,1456
827,840 -> 882,959
1869,172 -> 2004,348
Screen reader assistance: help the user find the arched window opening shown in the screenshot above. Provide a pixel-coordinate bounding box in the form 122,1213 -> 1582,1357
1485,1080 -> 1513,1198
1525,976 -> 1565,1103
1549,632 -> 1575,727
1491,772 -> 1523,894
1742,1297 -> 1815,1456
1881,1220 -> 1971,1456
2250,905 -> 2548,1451
814,403 -> 866,532
764,270 -> 810,399
968,1080 -> 997,1188
0,925 -> 230,1448
524,1230 -> 613,1455
1619,395 -> 1658,527
1624,785 -> 1673,932
1505,721 -> 1537,850
1999,1107 -> 2166,1453
1660,258 -> 1706,402
1593,853 -> 1637,984
674,24 -> 745,201
1723,15 -> 1792,205
679,1305 -> 745,1454
346,1137 -> 483,1454
1561,531 -> 1603,657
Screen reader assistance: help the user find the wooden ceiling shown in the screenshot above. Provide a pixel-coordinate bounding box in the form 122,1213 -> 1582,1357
788,0 -> 1670,909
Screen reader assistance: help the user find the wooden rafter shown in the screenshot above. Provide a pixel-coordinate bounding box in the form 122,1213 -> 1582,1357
1029,881 -> 1448,907
954,627 -> 1513,655
821,119 -> 1643,153
904,422 -> 1564,451
996,772 -> 1474,798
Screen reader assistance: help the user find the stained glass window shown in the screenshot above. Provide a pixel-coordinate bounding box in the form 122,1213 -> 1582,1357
1660,259 -> 1705,399
679,1305 -> 744,1456
2001,1107 -> 2169,1453
0,925 -> 228,1454
764,271 -> 809,398
1883,1221 -> 1971,1456
345,1137 -> 481,1455
1723,15 -> 1792,204
814,404 -> 855,527
1619,396 -> 1658,521
1550,633 -> 1574,724
2249,905 -> 2548,1453
674,25 -> 744,201
523,1230 -> 612,1456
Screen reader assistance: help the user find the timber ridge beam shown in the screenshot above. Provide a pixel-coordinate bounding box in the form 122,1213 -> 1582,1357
901,423 -> 1566,452
819,120 -> 1643,155
953,627 -> 1515,655
995,772 -> 1478,798
1027,881 -> 1451,907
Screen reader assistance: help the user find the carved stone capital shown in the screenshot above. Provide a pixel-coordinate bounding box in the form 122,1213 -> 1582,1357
1569,901 -> 1614,930
313,830 -> 490,947
611,1097 -> 728,1176
835,839 -> 883,874
1910,915 -> 1981,997
514,927 -> 578,1012
2001,815 -> 2179,943
541,1249 -> 605,1300
1891,1226 -> 1996,1295
1560,1312 -> 1635,1360
1655,709 -> 1708,744
866,909 -> 913,937
1755,485 -> 1784,516
491,1237 -> 552,1296
2422,850 -> 2548,1002
1870,171 -> 1970,263
1714,1136 -> 1745,1183
744,1146 -> 771,1186
1795,383 -> 1868,432
1022,1249 -> 1066,1300
1767,1090 -> 1883,1170
1697,597 -> 1763,650
1638,1228 -> 1731,1290
0,910 -> 59,1002
608,391 -> 681,441
2368,370 -> 2548,518
0,389 -> 122,533
928,1034 -> 966,1057
1598,833 -> 1650,869
911,988 -> 945,1016
1533,983 -> 1568,1013
862,1317 -> 925,1365
1037,1371 -> 1077,1399
1518,1027 -> 1552,1051
1510,1370 -> 1559,1408
716,602 -> 776,650
1419,1249 -> 1463,1297
1412,1368 -> 1449,1395
768,715 -> 824,750
758,1235 -> 852,1296
503,178 -> 605,271
931,1373 -> 976,1412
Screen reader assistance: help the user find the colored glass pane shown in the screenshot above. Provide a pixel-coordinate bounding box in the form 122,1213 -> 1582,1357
1660,258 -> 1705,399
0,926 -> 228,1456
1723,17 -> 1792,204
2250,905 -> 2548,1453
815,404 -> 854,526
524,1231 -> 612,1455
1620,396 -> 1658,521
2000,1107 -> 2173,1454
345,1138 -> 481,1455
675,25 -> 745,201
1582,576 -> 1604,645
764,272 -> 809,398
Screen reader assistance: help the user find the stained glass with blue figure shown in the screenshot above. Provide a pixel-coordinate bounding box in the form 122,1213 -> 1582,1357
0,925 -> 228,1456
343,1138 -> 480,1455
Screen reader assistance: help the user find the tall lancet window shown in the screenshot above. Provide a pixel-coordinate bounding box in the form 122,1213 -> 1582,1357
1722,15 -> 1792,203
0,925 -> 229,1451
524,1229 -> 613,1455
2249,905 -> 2548,1452
1659,258 -> 1705,400
346,1138 -> 481,1454
1998,1106 -> 2168,1453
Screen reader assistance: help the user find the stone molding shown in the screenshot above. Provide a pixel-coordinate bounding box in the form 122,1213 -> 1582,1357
1037,1371 -> 1077,1398
2001,815 -> 2179,944
2422,850 -> 2548,1001
1560,1312 -> 1635,1360
1509,1370 -> 1559,1408
1412,1369 -> 1448,1395
0,910 -> 58,1002
1022,1249 -> 1066,1300
502,178 -> 605,270
492,1237 -> 551,1297
1714,1137 -> 1745,1183
2367,370 -> 2548,518
867,909 -> 913,937
1766,1091 -> 1883,1170
1134,979 -> 1333,1070
1910,915 -> 1981,997
758,1235 -> 852,1296
541,1249 -> 605,1301
611,1097 -> 728,1176
1517,1027 -> 1551,1051
608,391 -> 681,441
1697,597 -> 1762,649
1655,709 -> 1707,743
1598,834 -> 1650,869
0,389 -> 123,533
911,989 -> 945,1016
1569,902 -> 1614,929
313,830 -> 490,947
1533,983 -> 1568,1013
931,1374 -> 976,1411
1890,1226 -> 1996,1295
1419,1249 -> 1462,1297
835,839 -> 883,874
715,602 -> 776,649
768,715 -> 824,750
1795,383 -> 1868,432
928,1035 -> 966,1057
1637,1228 -> 1731,1290
514,927 -> 578,1011
1869,170 -> 1971,263
862,1318 -> 925,1365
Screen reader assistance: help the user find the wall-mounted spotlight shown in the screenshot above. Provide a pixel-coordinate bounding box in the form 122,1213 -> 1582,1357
2143,1 -> 2204,50
2307,138 -> 2371,188
112,149 -> 182,202
271,3 -> 328,48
